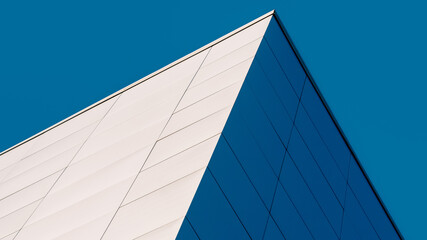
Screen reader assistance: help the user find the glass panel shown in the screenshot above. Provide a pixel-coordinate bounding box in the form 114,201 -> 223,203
208,136 -> 269,239
348,159 -> 400,240
340,216 -> 362,240
263,19 -> 306,96
294,106 -> 347,203
254,39 -> 299,118
185,171 -> 250,240
263,217 -> 285,240
222,108 -> 277,207
280,153 -> 339,240
231,84 -> 286,176
244,60 -> 294,146
176,219 -> 199,240
301,80 -> 350,176
287,130 -> 343,234
271,183 -> 313,240
344,187 -> 380,240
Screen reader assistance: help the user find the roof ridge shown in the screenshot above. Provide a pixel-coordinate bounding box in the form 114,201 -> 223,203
0,10 -> 275,156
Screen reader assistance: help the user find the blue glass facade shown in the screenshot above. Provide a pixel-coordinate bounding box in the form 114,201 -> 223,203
177,16 -> 401,240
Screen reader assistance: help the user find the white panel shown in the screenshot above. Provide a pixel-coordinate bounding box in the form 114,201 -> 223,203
189,37 -> 262,88
0,14 -> 275,240
177,56 -> 254,111
52,213 -> 113,240
51,143 -> 153,195
101,169 -> 205,240
69,51 -> 209,166
202,16 -> 271,66
124,134 -> 220,205
134,218 -> 184,240
27,145 -> 150,225
15,178 -> 133,240
1,122 -> 97,183
69,117 -> 167,167
0,200 -> 40,239
162,81 -> 243,138
143,106 -> 232,170
71,102 -> 172,165
0,141 -> 33,175
92,91 -> 180,137
0,145 -> 80,200
0,172 -> 60,219
25,97 -> 118,156
108,49 -> 209,115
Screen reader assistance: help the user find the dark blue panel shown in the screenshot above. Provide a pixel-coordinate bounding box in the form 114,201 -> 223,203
222,109 -> 277,207
185,171 -> 251,240
348,159 -> 400,240
208,136 -> 269,240
280,153 -> 339,240
295,106 -> 347,204
176,218 -> 199,240
301,80 -> 350,176
287,130 -> 343,234
271,183 -> 313,240
254,39 -> 299,118
344,187 -> 380,240
263,217 -> 285,240
264,19 -> 306,96
340,216 -> 362,240
232,83 -> 286,176
244,60 -> 294,146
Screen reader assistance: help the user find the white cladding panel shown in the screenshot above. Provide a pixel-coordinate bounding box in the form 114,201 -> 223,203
0,13 -> 272,240
134,218 -> 185,240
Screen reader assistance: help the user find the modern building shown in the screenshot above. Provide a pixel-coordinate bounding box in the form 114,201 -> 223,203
0,11 -> 402,240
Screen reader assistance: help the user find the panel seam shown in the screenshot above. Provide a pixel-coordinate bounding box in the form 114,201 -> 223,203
98,48 -> 212,240
12,95 -> 122,240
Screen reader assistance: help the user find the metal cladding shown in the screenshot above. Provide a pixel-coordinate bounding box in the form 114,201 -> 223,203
0,11 -> 401,240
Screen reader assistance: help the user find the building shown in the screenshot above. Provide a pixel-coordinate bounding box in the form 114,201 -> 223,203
0,11 -> 402,240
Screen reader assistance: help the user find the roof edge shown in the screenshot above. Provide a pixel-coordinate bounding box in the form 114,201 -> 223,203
271,11 -> 405,240
0,10 -> 275,157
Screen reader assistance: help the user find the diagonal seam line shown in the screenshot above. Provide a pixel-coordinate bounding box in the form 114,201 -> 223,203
346,185 -> 383,240
291,126 -> 345,208
207,168 -> 253,240
121,166 -> 207,208
185,217 -> 202,240
254,56 -> 295,120
158,105 -> 231,141
221,135 -> 288,240
298,102 -> 348,179
99,48 -> 212,240
130,217 -> 184,240
12,95 -> 122,240
0,121 -> 99,184
187,37 -> 262,90
0,169 -> 62,203
174,79 -> 243,116
141,133 -> 221,173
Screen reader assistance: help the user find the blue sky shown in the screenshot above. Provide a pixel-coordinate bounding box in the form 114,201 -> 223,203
0,0 -> 425,238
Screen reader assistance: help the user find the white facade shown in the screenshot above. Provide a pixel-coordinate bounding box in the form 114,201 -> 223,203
0,12 -> 274,240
